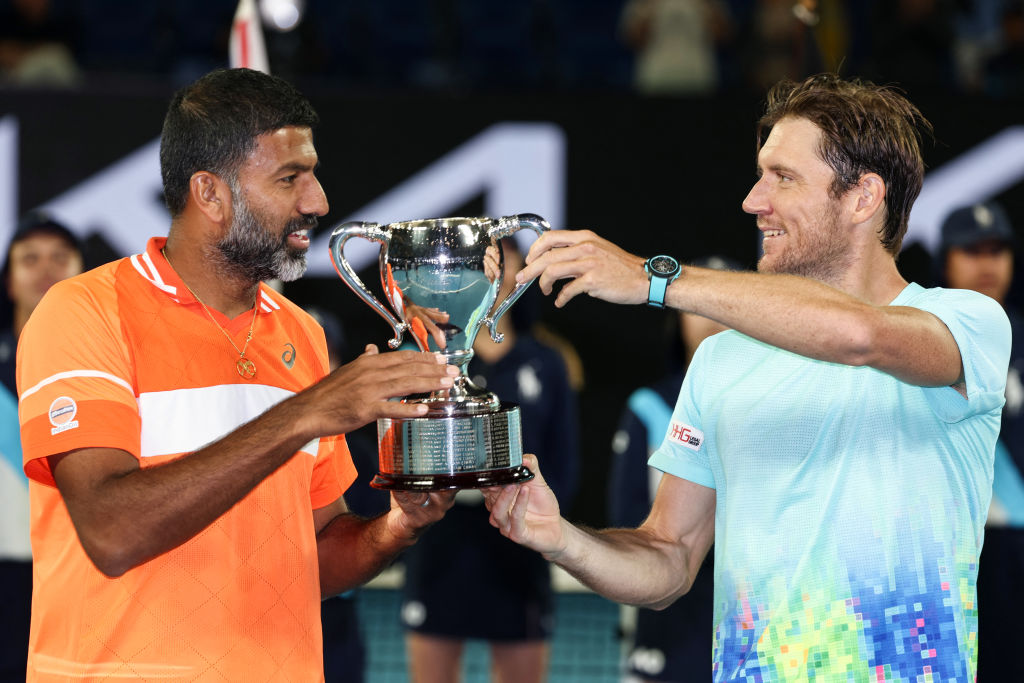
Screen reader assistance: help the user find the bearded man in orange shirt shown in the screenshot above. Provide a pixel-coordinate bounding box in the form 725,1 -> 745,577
16,68 -> 457,682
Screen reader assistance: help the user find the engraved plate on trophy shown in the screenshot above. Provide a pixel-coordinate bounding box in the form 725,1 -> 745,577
329,214 -> 548,490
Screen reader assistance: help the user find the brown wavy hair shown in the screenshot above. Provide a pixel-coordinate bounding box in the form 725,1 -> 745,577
756,73 -> 933,255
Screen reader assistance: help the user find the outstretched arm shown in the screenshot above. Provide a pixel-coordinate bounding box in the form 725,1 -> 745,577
517,230 -> 963,389
484,453 -> 716,609
666,266 -> 964,390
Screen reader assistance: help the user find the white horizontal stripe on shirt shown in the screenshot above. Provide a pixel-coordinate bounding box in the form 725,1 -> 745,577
138,383 -> 318,459
31,652 -> 194,679
21,369 -> 135,401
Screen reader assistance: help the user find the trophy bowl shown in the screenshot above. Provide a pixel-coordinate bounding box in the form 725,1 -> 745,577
329,214 -> 549,490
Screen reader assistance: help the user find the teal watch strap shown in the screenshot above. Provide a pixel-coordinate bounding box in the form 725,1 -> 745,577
645,255 -> 680,308
648,274 -> 670,308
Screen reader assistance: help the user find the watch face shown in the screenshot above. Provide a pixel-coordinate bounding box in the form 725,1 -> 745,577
649,256 -> 678,275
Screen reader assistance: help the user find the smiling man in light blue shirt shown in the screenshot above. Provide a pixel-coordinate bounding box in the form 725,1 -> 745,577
483,73 -> 1011,682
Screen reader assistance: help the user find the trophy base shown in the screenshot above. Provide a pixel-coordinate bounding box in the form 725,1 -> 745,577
370,465 -> 535,491
373,402 -> 529,491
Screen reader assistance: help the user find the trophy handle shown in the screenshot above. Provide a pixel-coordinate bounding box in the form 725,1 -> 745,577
482,213 -> 551,343
328,222 -> 409,349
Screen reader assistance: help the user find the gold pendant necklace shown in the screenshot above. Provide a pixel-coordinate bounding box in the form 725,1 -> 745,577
162,247 -> 259,379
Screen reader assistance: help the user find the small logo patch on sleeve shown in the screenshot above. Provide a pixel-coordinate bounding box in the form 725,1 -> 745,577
668,420 -> 703,451
48,396 -> 80,435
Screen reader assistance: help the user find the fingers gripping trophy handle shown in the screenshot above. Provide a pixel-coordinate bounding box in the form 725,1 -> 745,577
328,222 -> 408,349
483,213 -> 550,343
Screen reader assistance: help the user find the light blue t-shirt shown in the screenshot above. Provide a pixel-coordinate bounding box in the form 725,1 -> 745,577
0,382 -> 31,560
649,284 -> 1010,682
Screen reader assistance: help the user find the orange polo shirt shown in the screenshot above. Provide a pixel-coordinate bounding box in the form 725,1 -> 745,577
18,237 -> 355,682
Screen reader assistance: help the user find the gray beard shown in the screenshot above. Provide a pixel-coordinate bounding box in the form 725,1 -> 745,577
215,191 -> 314,283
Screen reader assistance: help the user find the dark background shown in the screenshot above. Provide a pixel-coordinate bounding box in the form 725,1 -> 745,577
3,85 -> 1023,526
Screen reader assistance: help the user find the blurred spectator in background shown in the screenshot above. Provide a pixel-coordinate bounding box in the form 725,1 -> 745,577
400,237 -> 580,683
0,212 -> 85,393
608,255 -> 736,683
985,0 -> 1024,97
937,201 -> 1024,680
4,0 -> 1010,97
0,0 -> 79,86
0,211 -> 83,683
951,0 -> 1006,93
939,201 -> 1015,306
619,0 -> 732,95
740,0 -> 824,92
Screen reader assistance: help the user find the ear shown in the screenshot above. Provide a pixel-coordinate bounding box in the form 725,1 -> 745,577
188,171 -> 232,224
849,172 -> 886,226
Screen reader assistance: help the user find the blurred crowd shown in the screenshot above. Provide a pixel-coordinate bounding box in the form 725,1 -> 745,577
1,0 -> 1023,98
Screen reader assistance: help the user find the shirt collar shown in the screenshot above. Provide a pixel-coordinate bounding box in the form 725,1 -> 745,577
128,236 -> 191,304
131,236 -> 283,315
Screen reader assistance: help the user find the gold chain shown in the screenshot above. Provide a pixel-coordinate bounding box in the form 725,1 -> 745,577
162,247 -> 259,379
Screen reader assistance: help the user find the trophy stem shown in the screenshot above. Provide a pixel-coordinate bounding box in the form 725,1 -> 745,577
405,348 -> 500,417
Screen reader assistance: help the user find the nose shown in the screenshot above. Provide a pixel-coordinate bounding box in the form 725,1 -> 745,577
742,177 -> 768,216
301,177 -> 329,217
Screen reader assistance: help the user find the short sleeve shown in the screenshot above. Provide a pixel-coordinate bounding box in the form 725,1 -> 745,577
311,433 -> 356,509
17,273 -> 140,485
647,339 -> 717,490
907,287 -> 1011,422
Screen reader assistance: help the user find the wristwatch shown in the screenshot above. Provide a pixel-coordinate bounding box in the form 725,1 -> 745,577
644,255 -> 681,308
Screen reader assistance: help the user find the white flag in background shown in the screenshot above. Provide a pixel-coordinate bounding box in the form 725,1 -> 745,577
229,0 -> 269,73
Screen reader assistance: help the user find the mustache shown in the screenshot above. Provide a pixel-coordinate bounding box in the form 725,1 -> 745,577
286,214 -> 319,233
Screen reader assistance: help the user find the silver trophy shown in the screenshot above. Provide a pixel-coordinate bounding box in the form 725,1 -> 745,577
329,214 -> 550,490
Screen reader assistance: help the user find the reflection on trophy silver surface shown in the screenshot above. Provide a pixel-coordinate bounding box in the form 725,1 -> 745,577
329,214 -> 550,490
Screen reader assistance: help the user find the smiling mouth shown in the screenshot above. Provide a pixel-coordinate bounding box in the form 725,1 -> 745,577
287,229 -> 310,248
762,229 -> 786,238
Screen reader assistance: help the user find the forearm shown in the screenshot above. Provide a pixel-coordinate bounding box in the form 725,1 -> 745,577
485,454 -> 714,608
549,521 -> 697,610
316,510 -> 419,597
668,267 -> 875,364
59,398 -> 316,576
666,267 -> 962,386
526,229 -> 904,368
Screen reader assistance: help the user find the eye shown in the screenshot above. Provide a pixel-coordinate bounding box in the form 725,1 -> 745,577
774,169 -> 796,184
280,174 -> 297,184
